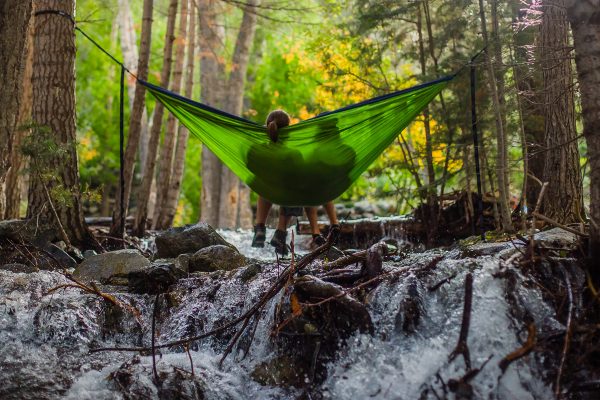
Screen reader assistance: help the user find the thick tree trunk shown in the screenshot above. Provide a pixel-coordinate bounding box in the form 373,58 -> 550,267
566,0 -> 600,252
217,0 -> 260,229
27,0 -> 92,246
0,0 -> 32,216
198,0 -> 226,227
4,10 -> 34,219
109,0 -> 154,237
154,0 -> 189,230
478,0 -> 513,232
133,0 -> 178,237
161,1 -> 196,228
540,0 -> 584,224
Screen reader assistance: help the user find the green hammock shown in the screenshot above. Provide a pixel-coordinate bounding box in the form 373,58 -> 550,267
140,76 -> 452,206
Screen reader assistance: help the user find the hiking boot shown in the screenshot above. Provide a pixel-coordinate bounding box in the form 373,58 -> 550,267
251,224 -> 266,248
270,229 -> 288,256
312,234 -> 326,246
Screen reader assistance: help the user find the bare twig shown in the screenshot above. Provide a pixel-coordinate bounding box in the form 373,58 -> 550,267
449,273 -> 473,370
499,322 -> 537,372
532,212 -> 588,237
151,293 -> 160,384
555,264 -> 573,398
530,181 -> 549,262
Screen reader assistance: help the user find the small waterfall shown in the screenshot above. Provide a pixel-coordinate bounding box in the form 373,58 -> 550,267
0,230 -> 584,399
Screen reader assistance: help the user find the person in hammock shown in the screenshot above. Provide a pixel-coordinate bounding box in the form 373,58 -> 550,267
249,109 -> 340,256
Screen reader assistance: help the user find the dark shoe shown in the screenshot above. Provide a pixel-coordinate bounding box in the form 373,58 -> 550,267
252,224 -> 266,248
270,229 -> 288,256
312,234 -> 326,246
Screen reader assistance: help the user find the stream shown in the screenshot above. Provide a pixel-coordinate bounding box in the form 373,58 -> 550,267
0,227 -> 584,399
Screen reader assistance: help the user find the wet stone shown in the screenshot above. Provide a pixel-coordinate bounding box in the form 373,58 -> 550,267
251,355 -> 309,388
188,245 -> 247,273
155,222 -> 235,258
73,249 -> 150,283
128,262 -> 186,294
238,262 -> 262,282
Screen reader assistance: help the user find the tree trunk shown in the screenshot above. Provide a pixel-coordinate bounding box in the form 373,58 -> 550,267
4,8 -> 34,219
415,4 -> 438,243
0,0 -> 32,216
154,0 -> 189,230
161,0 -> 196,228
27,0 -> 92,246
198,0 -> 226,227
217,0 -> 260,229
109,0 -> 154,237
478,0 -> 513,232
510,1 -> 545,211
540,0 -> 584,224
566,0 -> 600,252
133,0 -> 178,236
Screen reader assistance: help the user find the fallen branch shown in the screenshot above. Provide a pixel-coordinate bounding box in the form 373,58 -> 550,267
529,182 -> 548,263
46,273 -> 141,322
449,273 -> 473,370
531,212 -> 588,237
322,251 -> 366,271
498,322 -> 537,372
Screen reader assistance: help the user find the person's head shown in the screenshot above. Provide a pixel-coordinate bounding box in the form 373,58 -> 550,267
266,110 -> 290,142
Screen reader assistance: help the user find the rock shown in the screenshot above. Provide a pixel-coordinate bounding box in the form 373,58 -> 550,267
188,245 -> 246,273
534,227 -> 579,249
128,262 -> 186,294
73,249 -> 150,283
0,263 -> 39,273
238,262 -> 262,282
294,275 -> 374,337
0,219 -> 58,246
83,250 -> 97,259
38,243 -> 77,270
155,222 -> 234,258
251,355 -> 309,388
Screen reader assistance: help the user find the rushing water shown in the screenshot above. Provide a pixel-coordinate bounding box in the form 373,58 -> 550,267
0,229 -> 564,399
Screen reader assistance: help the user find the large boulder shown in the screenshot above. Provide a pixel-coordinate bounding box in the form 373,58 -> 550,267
154,223 -> 234,258
188,245 -> 246,273
73,249 -> 150,283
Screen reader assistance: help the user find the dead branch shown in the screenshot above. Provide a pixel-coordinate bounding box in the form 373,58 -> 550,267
555,263 -> 574,398
529,181 -> 548,262
449,273 -> 474,370
531,212 -> 588,237
322,251 -> 366,271
498,322 -> 537,372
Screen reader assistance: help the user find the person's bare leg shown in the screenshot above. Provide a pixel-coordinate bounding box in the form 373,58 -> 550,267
276,213 -> 291,231
324,201 -> 339,225
305,207 -> 320,235
255,196 -> 273,225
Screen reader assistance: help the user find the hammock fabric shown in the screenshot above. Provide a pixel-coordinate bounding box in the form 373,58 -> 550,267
140,76 -> 452,206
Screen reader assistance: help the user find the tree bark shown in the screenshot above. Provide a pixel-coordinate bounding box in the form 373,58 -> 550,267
161,0 -> 196,228
110,0 -> 154,237
0,0 -> 32,216
198,0 -> 226,227
133,0 -> 178,236
478,0 -> 513,232
415,4 -> 438,243
27,0 -> 92,246
154,0 -> 189,230
540,0 -> 584,224
565,0 -> 600,252
4,8 -> 34,219
217,0 -> 260,229
510,1 -> 546,211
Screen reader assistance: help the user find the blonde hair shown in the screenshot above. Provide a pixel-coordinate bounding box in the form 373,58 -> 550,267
266,110 -> 290,142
